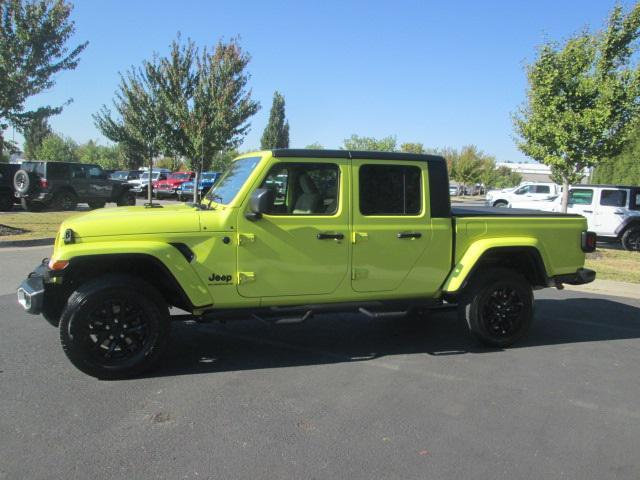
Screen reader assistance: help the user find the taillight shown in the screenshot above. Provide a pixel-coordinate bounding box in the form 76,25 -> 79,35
581,231 -> 597,253
39,178 -> 49,189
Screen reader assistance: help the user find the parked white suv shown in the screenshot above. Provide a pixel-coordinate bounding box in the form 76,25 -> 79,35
485,182 -> 560,207
546,185 -> 639,251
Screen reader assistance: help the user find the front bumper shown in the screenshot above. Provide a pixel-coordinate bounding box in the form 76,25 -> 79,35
155,188 -> 176,196
553,268 -> 596,286
17,263 -> 51,315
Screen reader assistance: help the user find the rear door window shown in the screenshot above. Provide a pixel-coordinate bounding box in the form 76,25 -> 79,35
359,164 -> 421,215
46,163 -> 70,180
534,185 -> 550,194
630,190 -> 640,210
568,189 -> 594,205
599,189 -> 627,207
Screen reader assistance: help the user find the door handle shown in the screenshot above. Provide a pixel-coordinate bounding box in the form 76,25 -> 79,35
317,232 -> 344,240
397,232 -> 422,239
583,210 -> 593,213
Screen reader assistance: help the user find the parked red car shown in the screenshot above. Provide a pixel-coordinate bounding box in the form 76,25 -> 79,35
154,171 -> 195,197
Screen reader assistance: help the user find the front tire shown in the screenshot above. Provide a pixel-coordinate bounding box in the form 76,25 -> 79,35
116,191 -> 136,206
458,268 -> 533,347
493,200 -> 508,208
621,226 -> 640,252
59,275 -> 170,379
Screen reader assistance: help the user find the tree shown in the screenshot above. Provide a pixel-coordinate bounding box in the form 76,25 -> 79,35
77,140 -> 121,169
0,0 -> 87,157
93,105 -> 146,169
400,142 -> 426,154
514,3 -> 640,212
343,134 -> 396,151
592,125 -> 640,185
34,133 -> 78,161
305,142 -> 324,149
157,37 -> 260,201
22,112 -> 52,159
260,91 -> 289,149
453,145 -> 484,192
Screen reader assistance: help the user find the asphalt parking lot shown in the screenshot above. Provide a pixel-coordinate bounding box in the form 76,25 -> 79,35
0,246 -> 639,479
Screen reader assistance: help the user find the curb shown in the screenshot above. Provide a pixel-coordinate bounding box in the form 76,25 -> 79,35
0,237 -> 55,248
564,279 -> 638,300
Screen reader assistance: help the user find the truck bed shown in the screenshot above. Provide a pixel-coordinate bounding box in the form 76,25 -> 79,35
452,206 -> 583,218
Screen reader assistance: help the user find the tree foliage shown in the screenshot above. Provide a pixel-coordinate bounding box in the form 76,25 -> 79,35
305,142 -> 324,149
0,0 -> 87,156
94,35 -> 259,189
400,142 -> 426,154
22,111 -> 52,159
513,3 -> 640,211
343,134 -> 397,151
34,132 -> 78,162
592,124 -> 640,185
260,91 -> 289,149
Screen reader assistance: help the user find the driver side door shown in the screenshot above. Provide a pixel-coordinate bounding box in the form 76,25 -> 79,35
236,159 -> 350,299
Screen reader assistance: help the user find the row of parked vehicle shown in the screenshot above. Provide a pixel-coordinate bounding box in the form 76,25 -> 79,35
1,161 -> 136,212
485,182 -> 640,251
108,169 -> 220,201
0,161 -> 220,212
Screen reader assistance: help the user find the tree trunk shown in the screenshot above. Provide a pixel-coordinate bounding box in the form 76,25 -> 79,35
147,152 -> 153,205
561,178 -> 570,213
193,169 -> 199,204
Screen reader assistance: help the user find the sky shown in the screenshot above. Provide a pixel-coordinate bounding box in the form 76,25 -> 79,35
17,0 -> 636,163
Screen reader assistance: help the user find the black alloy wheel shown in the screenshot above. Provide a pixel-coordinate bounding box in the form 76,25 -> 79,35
459,268 -> 533,347
480,286 -> 525,339
621,227 -> 640,252
60,275 -> 170,379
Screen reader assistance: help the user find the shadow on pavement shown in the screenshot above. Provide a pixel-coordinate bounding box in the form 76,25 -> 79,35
148,297 -> 640,378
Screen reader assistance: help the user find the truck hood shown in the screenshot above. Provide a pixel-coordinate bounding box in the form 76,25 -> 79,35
60,204 -> 201,238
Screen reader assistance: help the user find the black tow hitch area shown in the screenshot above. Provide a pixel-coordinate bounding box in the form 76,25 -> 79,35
581,231 -> 597,253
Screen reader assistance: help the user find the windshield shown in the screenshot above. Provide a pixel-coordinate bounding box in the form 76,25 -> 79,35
111,171 -> 128,180
170,173 -> 190,180
201,173 -> 217,181
140,172 -> 162,181
205,156 -> 261,204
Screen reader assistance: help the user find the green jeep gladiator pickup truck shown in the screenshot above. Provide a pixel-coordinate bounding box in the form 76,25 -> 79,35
18,149 -> 596,379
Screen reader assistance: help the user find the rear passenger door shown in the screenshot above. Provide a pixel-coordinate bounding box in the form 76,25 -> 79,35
351,161 -> 434,293
85,165 -> 113,199
595,189 -> 628,236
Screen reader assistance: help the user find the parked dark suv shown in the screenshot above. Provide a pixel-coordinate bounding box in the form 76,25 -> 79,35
0,163 -> 20,211
13,161 -> 136,211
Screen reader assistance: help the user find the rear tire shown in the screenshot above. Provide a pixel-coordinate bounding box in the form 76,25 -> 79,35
458,268 -> 533,347
59,274 -> 170,379
493,200 -> 508,207
53,191 -> 78,211
621,226 -> 640,252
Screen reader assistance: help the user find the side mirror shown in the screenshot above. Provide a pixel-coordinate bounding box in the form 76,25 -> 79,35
246,188 -> 275,220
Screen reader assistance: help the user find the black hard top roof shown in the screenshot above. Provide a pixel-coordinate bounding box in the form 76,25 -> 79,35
572,184 -> 639,190
272,148 -> 446,164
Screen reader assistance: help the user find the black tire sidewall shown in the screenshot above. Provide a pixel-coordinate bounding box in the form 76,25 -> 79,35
460,269 -> 533,347
621,227 -> 640,252
88,201 -> 106,209
59,276 -> 170,379
54,191 -> 78,211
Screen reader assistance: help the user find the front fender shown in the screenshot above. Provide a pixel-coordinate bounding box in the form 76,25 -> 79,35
52,241 -> 212,307
442,237 -> 551,293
